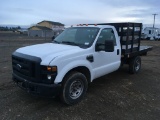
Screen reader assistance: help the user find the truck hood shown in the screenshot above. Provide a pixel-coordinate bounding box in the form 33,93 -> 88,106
16,43 -> 82,60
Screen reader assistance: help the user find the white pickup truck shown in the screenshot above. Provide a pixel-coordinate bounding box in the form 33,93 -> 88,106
12,22 -> 152,105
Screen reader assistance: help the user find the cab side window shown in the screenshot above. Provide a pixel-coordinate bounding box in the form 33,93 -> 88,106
96,28 -> 116,45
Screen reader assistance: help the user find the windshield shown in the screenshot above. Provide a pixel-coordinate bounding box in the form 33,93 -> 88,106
54,27 -> 100,48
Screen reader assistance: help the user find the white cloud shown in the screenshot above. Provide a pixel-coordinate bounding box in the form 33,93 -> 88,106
0,0 -> 160,26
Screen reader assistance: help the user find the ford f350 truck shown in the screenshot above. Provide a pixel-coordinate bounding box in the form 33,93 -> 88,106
12,23 -> 152,105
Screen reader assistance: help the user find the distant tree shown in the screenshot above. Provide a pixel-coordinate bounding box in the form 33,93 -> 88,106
17,26 -> 21,29
5,26 -> 8,31
0,26 -> 22,31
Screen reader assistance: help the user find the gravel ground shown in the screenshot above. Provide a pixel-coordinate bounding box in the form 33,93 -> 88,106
0,33 -> 160,120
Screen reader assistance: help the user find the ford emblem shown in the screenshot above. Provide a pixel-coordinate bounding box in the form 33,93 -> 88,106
16,64 -> 22,70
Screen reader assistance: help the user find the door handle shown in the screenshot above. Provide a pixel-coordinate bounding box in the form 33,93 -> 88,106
86,55 -> 94,62
117,49 -> 119,55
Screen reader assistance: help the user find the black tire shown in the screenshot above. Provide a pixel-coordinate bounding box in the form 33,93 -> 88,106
60,71 -> 88,105
146,37 -> 150,40
129,56 -> 141,74
153,37 -> 156,40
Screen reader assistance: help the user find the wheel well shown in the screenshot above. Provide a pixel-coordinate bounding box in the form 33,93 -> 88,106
64,66 -> 91,83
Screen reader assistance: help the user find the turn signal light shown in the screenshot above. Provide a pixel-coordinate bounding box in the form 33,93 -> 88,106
47,67 -> 51,71
47,66 -> 57,72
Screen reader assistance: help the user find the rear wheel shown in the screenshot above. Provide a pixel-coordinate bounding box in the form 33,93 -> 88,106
60,71 -> 88,105
129,56 -> 141,74
146,37 -> 150,40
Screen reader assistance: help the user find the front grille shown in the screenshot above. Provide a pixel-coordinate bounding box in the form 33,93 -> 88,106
12,52 -> 42,82
12,56 -> 35,78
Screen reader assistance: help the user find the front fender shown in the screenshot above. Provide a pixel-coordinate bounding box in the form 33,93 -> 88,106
54,60 -> 93,83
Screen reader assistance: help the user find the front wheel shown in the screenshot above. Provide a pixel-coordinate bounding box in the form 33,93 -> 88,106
129,56 -> 141,74
60,72 -> 88,105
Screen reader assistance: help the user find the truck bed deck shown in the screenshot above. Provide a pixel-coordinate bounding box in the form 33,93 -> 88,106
139,46 -> 152,55
121,45 -> 152,57
140,46 -> 152,51
121,45 -> 152,51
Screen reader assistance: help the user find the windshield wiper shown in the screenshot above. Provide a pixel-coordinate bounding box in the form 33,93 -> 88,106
61,41 -> 79,46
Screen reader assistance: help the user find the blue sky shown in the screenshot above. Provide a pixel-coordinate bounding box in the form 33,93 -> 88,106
0,0 -> 160,27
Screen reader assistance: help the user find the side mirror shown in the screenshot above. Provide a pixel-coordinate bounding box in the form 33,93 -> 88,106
52,36 -> 55,40
95,40 -> 114,52
105,40 -> 114,52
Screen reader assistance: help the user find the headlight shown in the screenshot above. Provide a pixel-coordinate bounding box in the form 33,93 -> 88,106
41,66 -> 58,84
47,75 -> 52,80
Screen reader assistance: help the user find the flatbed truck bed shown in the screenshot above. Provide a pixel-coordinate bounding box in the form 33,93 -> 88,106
95,23 -> 152,58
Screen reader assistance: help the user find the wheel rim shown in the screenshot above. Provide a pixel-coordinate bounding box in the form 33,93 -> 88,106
135,59 -> 140,71
69,80 -> 84,99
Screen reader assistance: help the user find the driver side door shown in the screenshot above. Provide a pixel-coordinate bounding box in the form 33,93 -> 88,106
92,28 -> 121,79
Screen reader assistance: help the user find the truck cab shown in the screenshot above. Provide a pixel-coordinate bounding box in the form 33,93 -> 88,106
12,23 -> 152,105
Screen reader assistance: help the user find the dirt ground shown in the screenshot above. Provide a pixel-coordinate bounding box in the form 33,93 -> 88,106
0,32 -> 160,120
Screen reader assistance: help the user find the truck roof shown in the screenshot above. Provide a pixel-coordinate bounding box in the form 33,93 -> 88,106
71,24 -> 114,29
